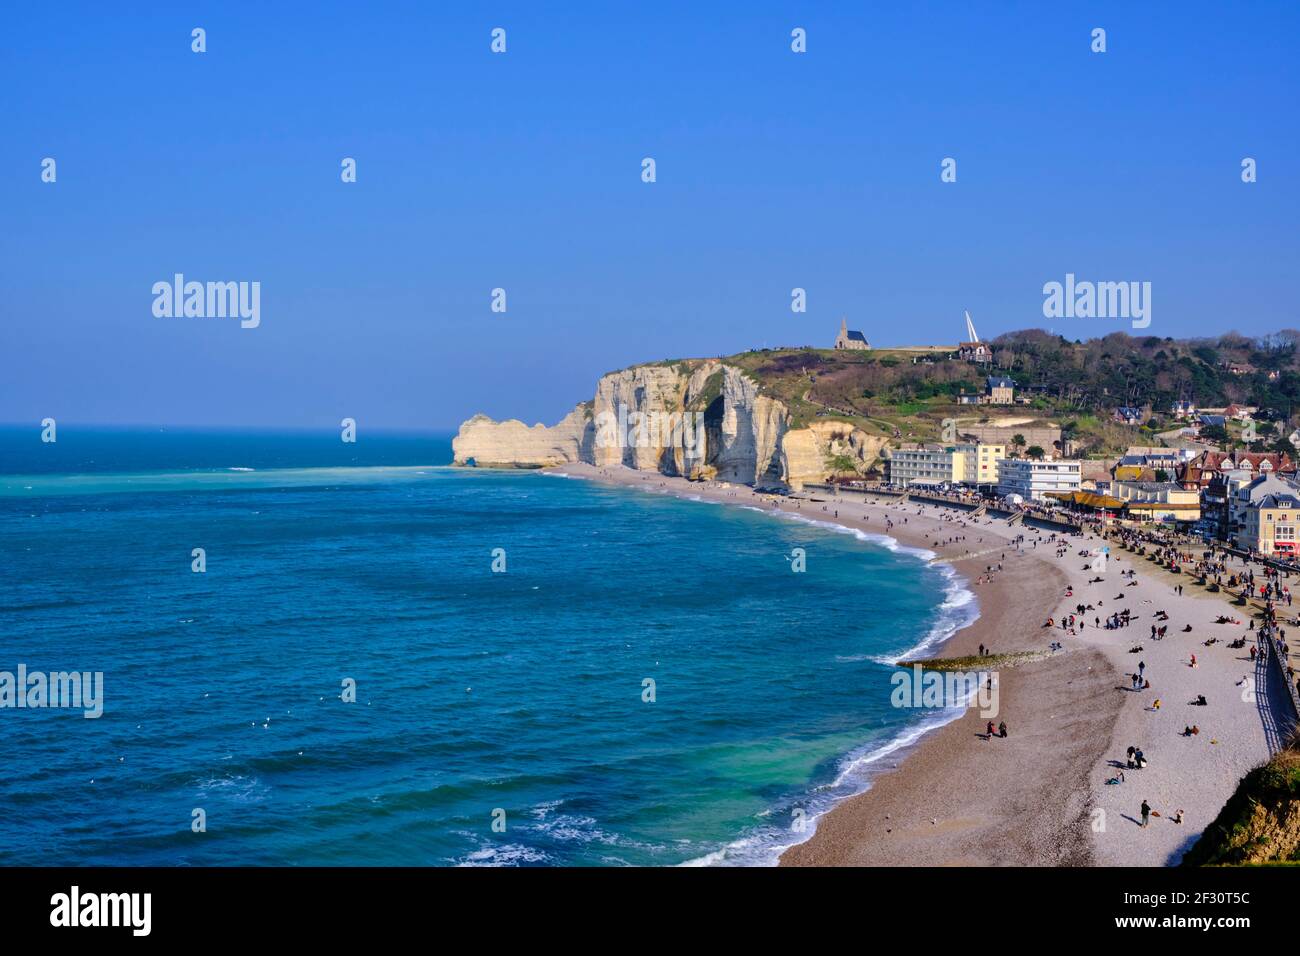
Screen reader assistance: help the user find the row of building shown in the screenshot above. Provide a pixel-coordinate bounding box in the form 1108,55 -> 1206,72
883,440 -> 1300,557
884,442 -> 1083,501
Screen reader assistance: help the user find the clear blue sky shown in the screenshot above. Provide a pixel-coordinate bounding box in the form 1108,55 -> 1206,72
2,1 -> 1296,429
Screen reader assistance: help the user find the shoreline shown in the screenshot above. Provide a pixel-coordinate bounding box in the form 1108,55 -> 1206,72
547,463 -> 1291,866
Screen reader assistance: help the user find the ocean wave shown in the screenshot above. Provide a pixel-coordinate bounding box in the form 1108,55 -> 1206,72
680,706 -> 966,868
875,563 -> 980,664
194,773 -> 270,804
455,843 -> 552,867
671,502 -> 979,867
758,510 -> 978,664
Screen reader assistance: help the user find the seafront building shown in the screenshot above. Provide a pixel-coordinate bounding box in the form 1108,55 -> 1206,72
997,458 -> 1082,501
1237,490 -> 1300,556
886,443 -> 1005,489
1109,480 -> 1202,523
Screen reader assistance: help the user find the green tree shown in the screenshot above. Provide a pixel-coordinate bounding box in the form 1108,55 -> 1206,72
1200,424 -> 1229,445
1026,445 -> 1046,460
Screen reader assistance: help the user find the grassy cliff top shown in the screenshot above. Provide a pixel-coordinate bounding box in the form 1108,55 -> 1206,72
633,330 -> 1300,455
1182,743 -> 1300,866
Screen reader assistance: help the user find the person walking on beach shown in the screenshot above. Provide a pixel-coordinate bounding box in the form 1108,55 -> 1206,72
998,720 -> 1007,738
1138,660 -> 1145,680
1140,800 -> 1151,828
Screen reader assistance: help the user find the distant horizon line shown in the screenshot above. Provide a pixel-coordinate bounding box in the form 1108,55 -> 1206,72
0,421 -> 458,435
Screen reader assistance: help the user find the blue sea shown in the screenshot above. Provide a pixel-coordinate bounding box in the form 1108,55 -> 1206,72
0,426 -> 976,866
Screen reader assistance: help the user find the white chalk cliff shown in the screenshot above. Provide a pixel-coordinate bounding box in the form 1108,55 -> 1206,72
452,360 -> 884,489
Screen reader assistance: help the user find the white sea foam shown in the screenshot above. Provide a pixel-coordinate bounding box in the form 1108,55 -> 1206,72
668,497 -> 981,867
456,843 -> 552,867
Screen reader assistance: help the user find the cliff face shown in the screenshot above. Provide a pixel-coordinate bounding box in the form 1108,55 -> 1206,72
452,360 -> 883,489
450,405 -> 593,469
1182,746 -> 1300,866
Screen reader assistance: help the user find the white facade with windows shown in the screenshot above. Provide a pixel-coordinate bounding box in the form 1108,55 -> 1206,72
997,459 -> 1082,501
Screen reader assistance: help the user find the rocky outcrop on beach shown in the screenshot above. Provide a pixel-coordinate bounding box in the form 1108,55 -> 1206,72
452,360 -> 885,488
451,405 -> 594,469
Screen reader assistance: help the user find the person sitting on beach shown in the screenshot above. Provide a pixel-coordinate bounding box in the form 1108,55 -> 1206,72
986,721 -> 996,738
1193,694 -> 1207,706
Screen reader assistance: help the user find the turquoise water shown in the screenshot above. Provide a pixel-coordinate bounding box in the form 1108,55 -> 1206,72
0,427 -> 973,866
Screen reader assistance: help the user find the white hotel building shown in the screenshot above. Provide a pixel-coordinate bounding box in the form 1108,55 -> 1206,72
997,459 -> 1082,501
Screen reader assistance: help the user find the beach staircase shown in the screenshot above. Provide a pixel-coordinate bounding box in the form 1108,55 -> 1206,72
969,503 -> 988,518
1006,511 -> 1025,526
